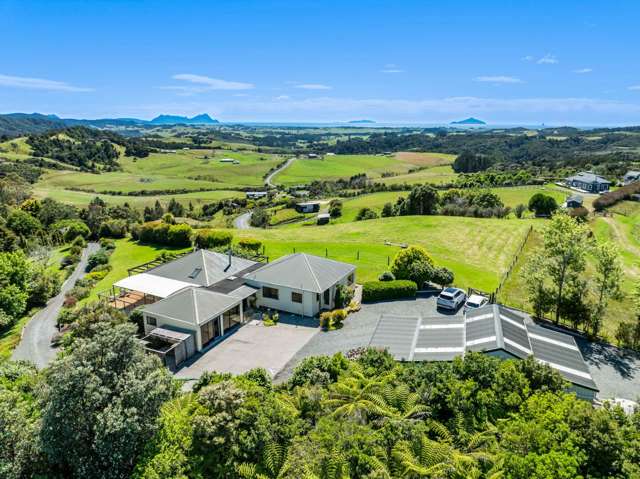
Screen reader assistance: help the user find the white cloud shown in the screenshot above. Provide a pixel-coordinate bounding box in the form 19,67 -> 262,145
537,54 -> 559,64
574,68 -> 593,74
0,74 -> 93,92
629,85 -> 640,91
474,76 -> 523,84
381,63 -> 404,73
522,55 -> 535,62
173,73 -> 254,90
294,83 -> 332,90
274,95 -> 290,100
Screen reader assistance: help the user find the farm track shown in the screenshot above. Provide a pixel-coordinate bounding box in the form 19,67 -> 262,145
265,157 -> 295,187
602,215 -> 640,277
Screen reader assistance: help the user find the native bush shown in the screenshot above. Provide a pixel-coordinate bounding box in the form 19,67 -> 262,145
195,229 -> 233,249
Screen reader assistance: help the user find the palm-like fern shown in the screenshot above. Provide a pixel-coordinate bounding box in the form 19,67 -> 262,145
392,420 -> 500,478
236,438 -> 291,479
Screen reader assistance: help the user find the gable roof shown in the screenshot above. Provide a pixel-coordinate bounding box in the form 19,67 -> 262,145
565,171 -> 611,185
243,253 -> 355,293
142,287 -> 241,325
147,249 -> 257,287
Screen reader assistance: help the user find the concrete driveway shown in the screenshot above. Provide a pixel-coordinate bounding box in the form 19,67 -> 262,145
175,315 -> 318,379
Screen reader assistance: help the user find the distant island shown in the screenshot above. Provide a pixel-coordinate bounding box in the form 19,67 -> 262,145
150,114 -> 219,125
348,119 -> 376,124
450,117 -> 487,125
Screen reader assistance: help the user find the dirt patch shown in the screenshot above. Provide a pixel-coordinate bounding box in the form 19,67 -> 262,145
394,152 -> 454,167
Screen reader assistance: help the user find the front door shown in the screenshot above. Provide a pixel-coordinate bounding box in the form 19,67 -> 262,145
323,289 -> 331,307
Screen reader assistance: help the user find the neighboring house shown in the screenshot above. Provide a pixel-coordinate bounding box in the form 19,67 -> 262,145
246,191 -> 268,200
565,171 -> 611,193
219,158 -> 235,163
316,213 -> 331,225
565,195 -> 584,208
243,253 -> 356,317
295,201 -> 321,213
369,304 -> 598,401
623,170 -> 640,185
110,249 -> 355,368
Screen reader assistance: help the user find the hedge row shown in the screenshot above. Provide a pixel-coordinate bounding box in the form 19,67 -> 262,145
593,182 -> 640,211
362,280 -> 417,302
133,221 -> 193,247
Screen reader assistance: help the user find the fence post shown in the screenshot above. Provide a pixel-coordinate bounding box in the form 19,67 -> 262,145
293,247 -> 296,253
387,256 -> 390,266
325,248 -> 328,257
357,250 -> 360,260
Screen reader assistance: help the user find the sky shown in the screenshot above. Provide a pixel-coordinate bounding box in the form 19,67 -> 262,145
1,0 -> 640,125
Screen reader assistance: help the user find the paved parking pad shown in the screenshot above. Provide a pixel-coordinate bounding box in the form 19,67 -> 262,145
175,318 -> 318,379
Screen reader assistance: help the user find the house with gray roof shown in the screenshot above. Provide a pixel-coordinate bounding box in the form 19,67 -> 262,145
116,250 -> 356,367
243,253 -> 356,317
565,171 -> 611,193
623,170 -> 640,185
369,304 -> 598,401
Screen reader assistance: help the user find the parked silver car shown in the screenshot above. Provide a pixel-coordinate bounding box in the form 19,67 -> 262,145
436,287 -> 467,310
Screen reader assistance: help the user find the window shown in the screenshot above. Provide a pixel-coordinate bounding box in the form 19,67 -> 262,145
146,316 -> 157,326
188,267 -> 202,279
292,292 -> 303,303
348,274 -> 354,284
323,289 -> 330,304
262,286 -> 279,300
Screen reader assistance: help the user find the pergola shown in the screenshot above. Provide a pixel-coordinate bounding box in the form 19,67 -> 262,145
106,273 -> 196,312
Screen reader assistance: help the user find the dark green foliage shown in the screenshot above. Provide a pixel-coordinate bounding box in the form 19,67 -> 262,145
378,271 -> 395,281
289,353 -> 349,388
99,219 -> 127,238
362,280 -> 417,302
138,221 -> 192,247
528,193 -> 558,216
250,207 -> 271,228
452,151 -> 493,173
407,260 -> 435,288
194,229 -> 233,249
328,199 -> 343,218
6,209 -> 41,238
86,249 -> 109,272
381,201 -> 394,217
399,184 -> 439,215
334,284 -> 354,308
431,266 -> 455,287
166,223 -> 193,247
391,245 -> 434,280
38,323 -> 174,479
355,207 -> 378,221
55,219 -> 91,242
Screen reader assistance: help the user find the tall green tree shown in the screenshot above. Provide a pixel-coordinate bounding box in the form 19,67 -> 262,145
38,323 -> 174,479
590,241 -> 623,336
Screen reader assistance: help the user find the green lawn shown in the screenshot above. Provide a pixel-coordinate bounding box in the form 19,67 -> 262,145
334,191 -> 408,223
33,184 -> 244,208
236,215 -> 539,290
379,165 -> 458,186
85,238 -> 192,303
274,152 -> 456,186
490,185 -> 568,209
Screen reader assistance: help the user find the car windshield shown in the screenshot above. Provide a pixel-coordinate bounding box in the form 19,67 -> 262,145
440,293 -> 454,300
467,300 -> 480,307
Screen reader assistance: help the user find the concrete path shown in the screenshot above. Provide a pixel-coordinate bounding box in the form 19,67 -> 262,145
12,242 -> 99,368
264,157 -> 295,187
234,211 -> 253,230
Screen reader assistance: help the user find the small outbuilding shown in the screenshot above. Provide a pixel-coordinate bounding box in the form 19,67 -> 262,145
295,201 -> 321,213
565,195 -> 584,208
316,213 -> 331,225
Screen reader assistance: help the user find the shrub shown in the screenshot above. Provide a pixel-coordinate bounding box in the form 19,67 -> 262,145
355,207 -> 378,221
379,271 -> 395,281
167,224 -> 193,247
528,193 -> 558,216
28,269 -> 62,307
98,219 -> 127,238
71,235 -> 86,248
85,269 -> 109,281
408,260 -> 435,288
568,206 -> 589,222
381,202 -> 395,217
60,220 -> 90,242
334,284 -> 354,309
86,249 -> 109,272
514,203 -> 527,218
331,309 -> 347,328
250,208 -> 271,228
99,237 -> 116,250
238,238 -> 262,252
288,353 -> 348,388
391,246 -> 434,280
7,210 -> 42,237
593,181 -> 640,211
362,280 -> 417,302
431,267 -> 455,287
195,229 -> 233,249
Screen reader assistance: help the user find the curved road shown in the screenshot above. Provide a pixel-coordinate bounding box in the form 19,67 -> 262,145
264,157 -> 295,188
12,242 -> 99,368
234,212 -> 253,230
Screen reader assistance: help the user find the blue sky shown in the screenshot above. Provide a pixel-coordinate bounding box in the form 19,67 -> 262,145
1,0 -> 640,125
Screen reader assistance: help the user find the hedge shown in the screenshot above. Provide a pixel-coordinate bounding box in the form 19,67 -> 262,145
362,280 -> 417,302
137,221 -> 193,247
194,229 -> 233,249
593,182 -> 640,211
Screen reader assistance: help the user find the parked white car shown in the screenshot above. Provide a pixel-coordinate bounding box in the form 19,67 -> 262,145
464,294 -> 489,311
436,287 -> 467,311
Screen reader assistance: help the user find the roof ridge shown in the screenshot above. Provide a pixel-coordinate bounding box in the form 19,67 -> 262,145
302,254 -> 322,292
200,249 -> 210,285
191,287 -> 199,323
